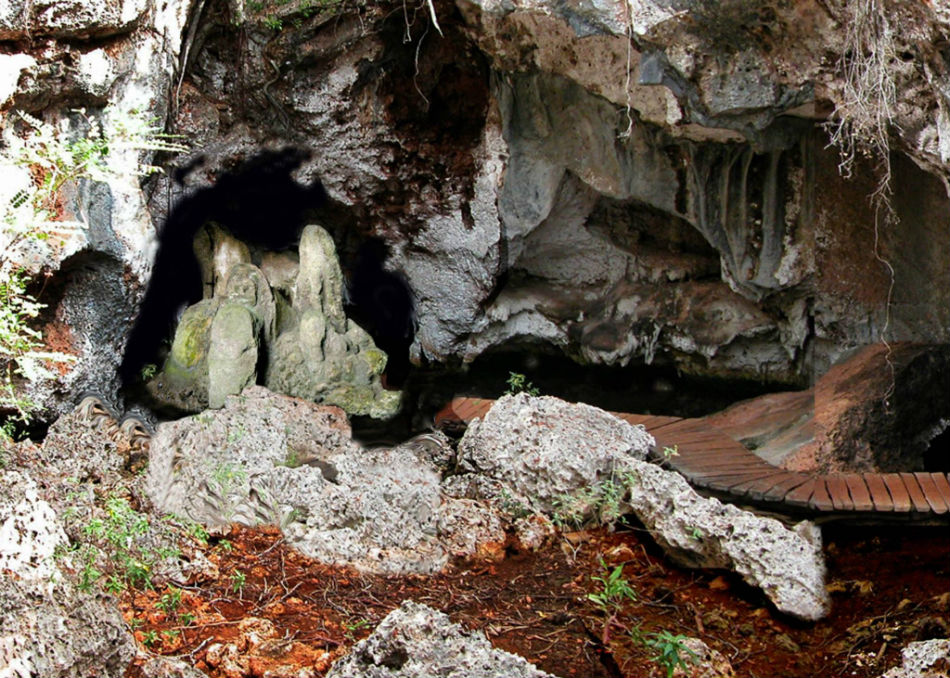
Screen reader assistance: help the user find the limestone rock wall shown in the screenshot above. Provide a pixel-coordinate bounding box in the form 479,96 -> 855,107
3,0 -> 950,418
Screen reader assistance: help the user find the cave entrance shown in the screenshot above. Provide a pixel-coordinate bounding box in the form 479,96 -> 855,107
923,426 -> 950,473
121,149 -> 415,414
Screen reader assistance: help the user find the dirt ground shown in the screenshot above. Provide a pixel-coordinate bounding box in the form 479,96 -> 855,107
121,519 -> 949,678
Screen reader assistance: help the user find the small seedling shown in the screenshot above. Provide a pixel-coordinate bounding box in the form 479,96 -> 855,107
230,569 -> 246,593
661,445 -> 679,460
587,560 -> 637,614
155,586 -> 183,616
642,630 -> 699,678
505,371 -> 540,396
344,618 -> 372,640
141,629 -> 159,647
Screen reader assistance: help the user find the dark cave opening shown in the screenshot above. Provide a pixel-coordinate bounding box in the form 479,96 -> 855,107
121,148 -> 327,389
923,426 -> 950,473
349,345 -> 793,445
121,148 -> 417,405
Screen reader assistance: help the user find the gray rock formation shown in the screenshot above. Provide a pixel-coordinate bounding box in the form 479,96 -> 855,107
0,469 -> 135,678
265,225 -> 400,418
0,0 -> 192,419
619,457 -> 829,621
325,600 -> 555,678
456,393 -> 653,512
879,639 -> 950,678
150,224 -> 399,418
673,637 -> 735,678
144,386 -> 479,573
456,394 -> 829,621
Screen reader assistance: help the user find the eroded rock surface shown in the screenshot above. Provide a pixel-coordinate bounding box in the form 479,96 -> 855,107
455,393 -> 653,511
0,469 -> 135,678
879,639 -> 950,678
325,600 -> 555,678
150,224 -> 400,418
456,394 -> 829,621
144,386 -> 490,573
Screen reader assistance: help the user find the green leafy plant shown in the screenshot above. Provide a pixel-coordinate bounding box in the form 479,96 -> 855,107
141,629 -> 159,648
0,107 -> 185,434
641,630 -> 699,678
230,569 -> 246,593
505,371 -> 540,396
587,560 -> 637,614
155,586 -> 183,616
661,445 -> 679,460
139,363 -> 158,381
343,618 -> 372,641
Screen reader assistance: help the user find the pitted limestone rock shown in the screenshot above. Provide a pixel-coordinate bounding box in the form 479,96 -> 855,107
266,224 -> 400,418
151,262 -> 277,411
325,600 -> 555,678
151,224 -> 399,418
620,457 -> 828,621
879,639 -> 950,678
0,469 -> 134,678
456,393 -> 652,512
457,394 -> 829,622
145,387 -> 450,573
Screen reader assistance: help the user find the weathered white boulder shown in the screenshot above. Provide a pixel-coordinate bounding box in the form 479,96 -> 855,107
325,600 -> 555,678
879,639 -> 950,678
0,0 -> 148,40
457,394 -> 829,621
457,393 -> 653,512
145,386 -> 483,573
619,456 -> 829,621
0,469 -> 134,677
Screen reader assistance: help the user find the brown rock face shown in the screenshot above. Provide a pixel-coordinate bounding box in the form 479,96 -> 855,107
707,343 -> 950,473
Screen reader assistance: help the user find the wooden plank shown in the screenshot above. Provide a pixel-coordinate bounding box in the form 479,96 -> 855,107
654,419 -> 712,436
863,474 -> 894,512
784,479 -> 818,507
930,473 -> 950,506
824,475 -> 854,511
757,474 -> 811,502
729,471 -> 796,497
648,417 -> 693,432
712,470 -> 788,491
684,463 -> 776,478
914,473 -> 949,514
843,474 -> 874,512
881,474 -> 914,512
900,473 -> 931,513
808,479 -> 835,512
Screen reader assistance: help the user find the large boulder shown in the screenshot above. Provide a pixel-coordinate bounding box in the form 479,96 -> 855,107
619,457 -> 829,621
0,469 -> 135,677
145,386 -> 476,573
457,394 -> 829,621
325,600 -> 555,678
455,393 -> 653,512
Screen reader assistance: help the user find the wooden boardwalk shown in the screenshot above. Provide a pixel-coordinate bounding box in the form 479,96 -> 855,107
436,398 -> 950,520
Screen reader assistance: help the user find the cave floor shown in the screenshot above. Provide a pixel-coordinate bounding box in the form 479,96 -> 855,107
121,523 -> 949,678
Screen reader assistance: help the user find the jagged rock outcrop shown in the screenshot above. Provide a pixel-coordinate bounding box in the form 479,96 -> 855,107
454,393 -> 653,511
0,469 -> 135,678
149,224 -> 400,417
456,394 -> 830,621
143,386 -> 499,573
3,0 -> 949,424
325,600 -> 555,678
879,639 -> 950,678
0,0 -> 192,418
